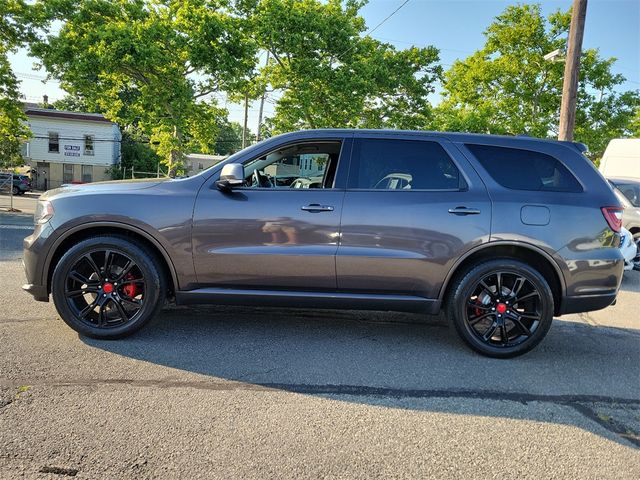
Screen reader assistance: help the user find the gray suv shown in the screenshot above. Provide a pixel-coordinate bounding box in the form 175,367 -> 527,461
23,130 -> 624,357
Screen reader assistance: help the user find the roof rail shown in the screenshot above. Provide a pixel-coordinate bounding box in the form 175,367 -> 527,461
572,142 -> 589,153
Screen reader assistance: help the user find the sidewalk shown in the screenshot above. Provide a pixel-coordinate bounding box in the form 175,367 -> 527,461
0,192 -> 39,215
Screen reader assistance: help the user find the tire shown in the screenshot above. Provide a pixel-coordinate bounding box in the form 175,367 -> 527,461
12,186 -> 18,195
446,259 -> 554,358
52,235 -> 166,339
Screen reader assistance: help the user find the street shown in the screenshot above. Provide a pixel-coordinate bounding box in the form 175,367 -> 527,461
0,208 -> 639,479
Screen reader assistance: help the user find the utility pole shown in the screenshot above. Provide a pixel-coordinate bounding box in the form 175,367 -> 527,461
242,93 -> 249,149
256,51 -> 270,142
558,0 -> 588,141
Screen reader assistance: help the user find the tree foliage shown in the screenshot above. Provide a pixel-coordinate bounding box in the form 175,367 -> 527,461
31,0 -> 257,173
252,0 -> 441,133
0,0 -> 35,167
116,129 -> 162,178
434,4 -> 639,159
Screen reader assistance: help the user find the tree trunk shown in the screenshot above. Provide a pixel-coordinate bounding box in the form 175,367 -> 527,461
168,125 -> 183,178
242,94 -> 249,149
256,51 -> 270,142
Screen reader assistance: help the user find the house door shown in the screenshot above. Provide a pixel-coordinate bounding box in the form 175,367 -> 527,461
36,162 -> 50,191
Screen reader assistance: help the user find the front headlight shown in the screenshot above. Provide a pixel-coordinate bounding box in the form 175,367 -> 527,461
34,200 -> 55,225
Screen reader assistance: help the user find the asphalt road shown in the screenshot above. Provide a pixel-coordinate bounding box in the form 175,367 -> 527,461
1,212 -> 639,479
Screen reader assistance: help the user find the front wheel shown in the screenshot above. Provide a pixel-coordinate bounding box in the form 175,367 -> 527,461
446,259 -> 554,358
52,236 -> 166,339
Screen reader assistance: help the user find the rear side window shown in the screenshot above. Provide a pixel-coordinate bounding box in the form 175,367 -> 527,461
348,139 -> 464,190
466,144 -> 582,193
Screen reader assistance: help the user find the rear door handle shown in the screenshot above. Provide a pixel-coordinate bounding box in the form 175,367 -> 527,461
448,206 -> 481,215
301,204 -> 334,212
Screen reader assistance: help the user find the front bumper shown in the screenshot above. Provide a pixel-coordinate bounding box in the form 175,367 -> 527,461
22,222 -> 54,303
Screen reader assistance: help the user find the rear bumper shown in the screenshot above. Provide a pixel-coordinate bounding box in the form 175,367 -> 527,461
558,292 -> 617,315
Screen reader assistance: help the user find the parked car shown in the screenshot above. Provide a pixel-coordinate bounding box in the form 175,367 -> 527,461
290,176 -> 324,189
608,177 -> 640,240
599,138 -> 640,180
23,130 -> 624,358
0,172 -> 31,195
619,227 -> 639,271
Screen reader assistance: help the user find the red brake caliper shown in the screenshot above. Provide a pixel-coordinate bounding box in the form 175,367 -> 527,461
122,273 -> 139,298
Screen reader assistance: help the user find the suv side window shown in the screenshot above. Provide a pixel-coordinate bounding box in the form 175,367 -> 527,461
348,138 -> 464,190
242,141 -> 341,189
466,144 -> 582,193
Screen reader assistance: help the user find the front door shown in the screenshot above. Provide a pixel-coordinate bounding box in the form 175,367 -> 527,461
336,135 -> 492,300
36,162 -> 50,190
191,139 -> 349,290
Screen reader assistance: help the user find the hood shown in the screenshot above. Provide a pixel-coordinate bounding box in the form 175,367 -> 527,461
40,178 -> 170,200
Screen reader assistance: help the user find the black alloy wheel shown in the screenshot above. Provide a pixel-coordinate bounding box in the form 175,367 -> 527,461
63,249 -> 145,329
52,236 -> 165,339
464,271 -> 542,348
447,259 -> 554,358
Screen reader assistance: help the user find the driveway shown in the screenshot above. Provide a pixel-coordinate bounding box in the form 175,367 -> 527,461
0,214 -> 638,479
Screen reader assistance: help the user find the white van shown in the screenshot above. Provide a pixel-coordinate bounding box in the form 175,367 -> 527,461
599,138 -> 640,179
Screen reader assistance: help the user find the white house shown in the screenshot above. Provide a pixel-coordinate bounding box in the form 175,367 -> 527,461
21,105 -> 121,190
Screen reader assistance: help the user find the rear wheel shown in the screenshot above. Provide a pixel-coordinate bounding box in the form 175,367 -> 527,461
52,236 -> 166,339
12,186 -> 18,195
447,259 -> 554,358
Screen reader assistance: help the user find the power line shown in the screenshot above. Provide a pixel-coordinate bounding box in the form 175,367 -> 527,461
337,0 -> 412,60
365,0 -> 412,38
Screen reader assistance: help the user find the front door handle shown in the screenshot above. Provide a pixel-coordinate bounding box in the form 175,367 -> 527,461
301,204 -> 334,212
448,206 -> 481,215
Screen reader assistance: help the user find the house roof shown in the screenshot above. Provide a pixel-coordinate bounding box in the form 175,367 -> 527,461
24,106 -> 115,124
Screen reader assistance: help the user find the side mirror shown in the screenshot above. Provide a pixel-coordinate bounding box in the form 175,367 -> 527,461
216,163 -> 244,191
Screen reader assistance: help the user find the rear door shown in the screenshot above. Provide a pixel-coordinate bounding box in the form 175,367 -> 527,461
336,134 -> 491,299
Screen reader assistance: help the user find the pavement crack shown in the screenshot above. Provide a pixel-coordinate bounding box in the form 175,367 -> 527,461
1,378 -> 638,406
570,402 -> 640,448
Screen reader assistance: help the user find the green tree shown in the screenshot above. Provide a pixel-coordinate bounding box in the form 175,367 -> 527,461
116,129 -> 162,178
435,4 -> 639,160
212,120 -> 256,155
31,0 -> 257,174
0,0 -> 36,167
51,94 -> 93,113
252,0 -> 441,133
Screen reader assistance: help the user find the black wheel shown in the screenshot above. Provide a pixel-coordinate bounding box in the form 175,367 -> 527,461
52,236 -> 166,339
446,259 -> 554,358
12,186 -> 19,195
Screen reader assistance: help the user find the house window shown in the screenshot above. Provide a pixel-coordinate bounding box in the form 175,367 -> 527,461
81,165 -> 93,183
48,132 -> 59,153
198,163 -> 204,170
63,164 -> 74,184
84,135 -> 94,155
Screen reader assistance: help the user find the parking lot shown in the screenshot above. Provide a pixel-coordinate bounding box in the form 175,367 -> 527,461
1,204 -> 639,479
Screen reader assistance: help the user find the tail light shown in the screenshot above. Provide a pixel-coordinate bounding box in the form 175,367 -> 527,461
601,206 -> 623,233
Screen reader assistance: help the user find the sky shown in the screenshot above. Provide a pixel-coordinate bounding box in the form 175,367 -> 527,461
9,0 -> 640,133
